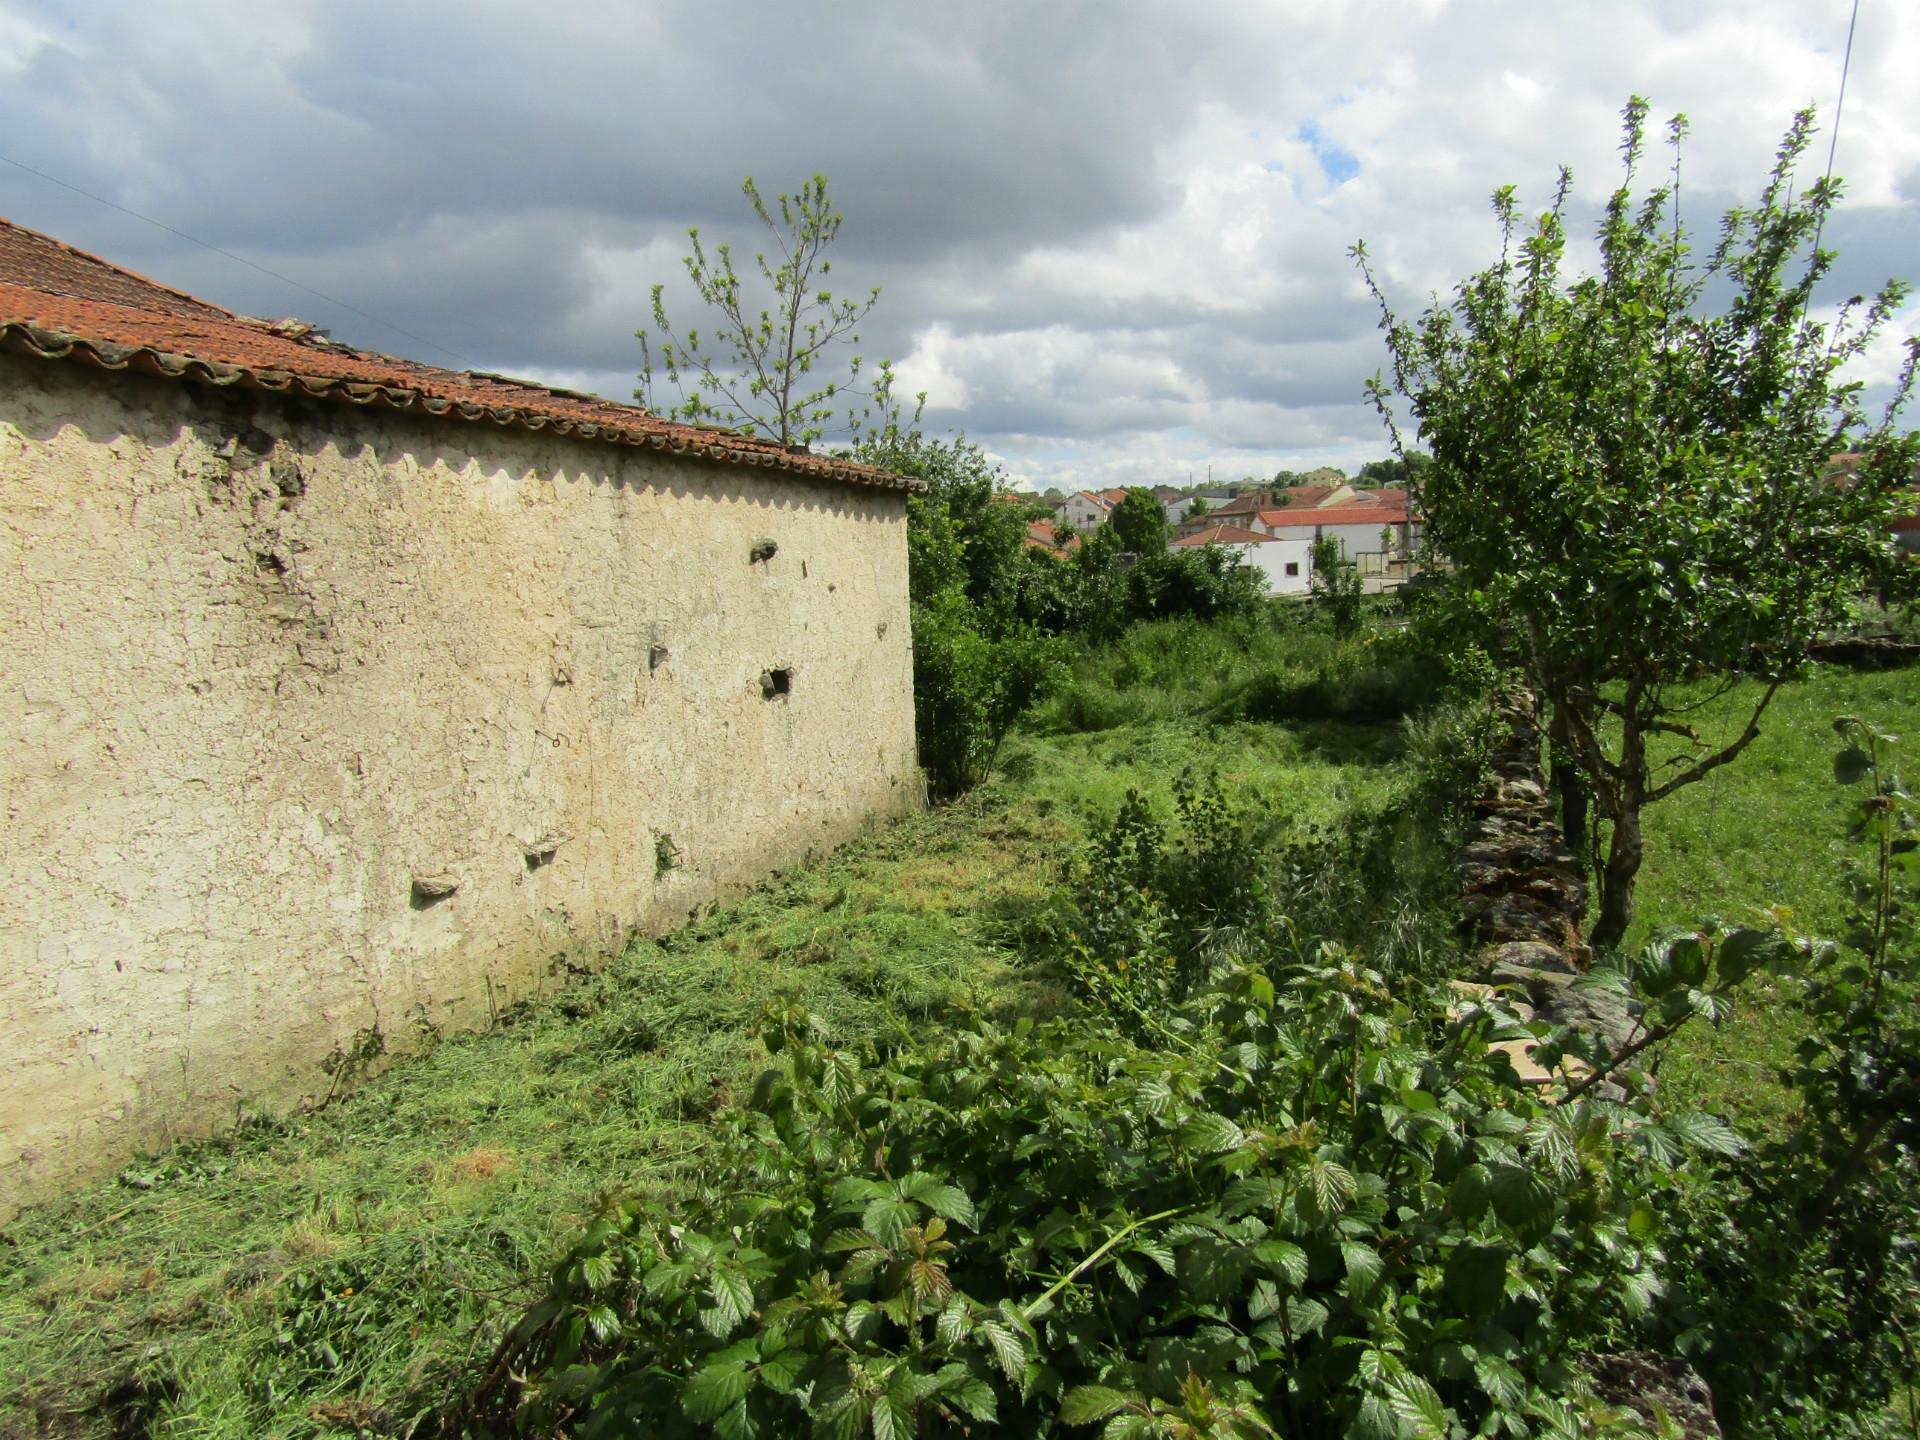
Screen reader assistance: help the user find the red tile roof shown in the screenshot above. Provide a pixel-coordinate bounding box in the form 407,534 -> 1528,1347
1213,485 -> 1349,517
1353,487 -> 1411,517
1025,518 -> 1079,553
0,217 -> 918,493
1256,503 -> 1406,530
1171,523 -> 1275,547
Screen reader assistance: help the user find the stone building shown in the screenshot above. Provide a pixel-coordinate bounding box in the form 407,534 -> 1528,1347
0,218 -> 922,1216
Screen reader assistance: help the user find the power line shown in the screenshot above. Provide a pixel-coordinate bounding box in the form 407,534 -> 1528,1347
0,149 -> 476,368
1808,0 -> 1861,264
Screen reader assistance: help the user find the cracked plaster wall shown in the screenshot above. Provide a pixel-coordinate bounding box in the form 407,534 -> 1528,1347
0,353 -> 918,1217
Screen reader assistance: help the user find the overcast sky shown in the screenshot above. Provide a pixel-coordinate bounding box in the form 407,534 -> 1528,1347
2,1 -> 1915,491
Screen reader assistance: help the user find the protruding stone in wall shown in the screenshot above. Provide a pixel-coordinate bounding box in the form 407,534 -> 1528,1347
410,873 -> 461,908
1584,1353 -> 1724,1438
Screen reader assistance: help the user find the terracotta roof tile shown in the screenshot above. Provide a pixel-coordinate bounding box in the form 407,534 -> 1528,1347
1171,523 -> 1275,547
0,217 -> 918,494
1025,518 -> 1079,553
1255,502 -> 1405,529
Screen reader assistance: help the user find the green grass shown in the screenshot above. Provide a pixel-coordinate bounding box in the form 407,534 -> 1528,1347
1629,664 -> 1920,1131
0,615 -> 1416,1439
1028,606 -> 1434,735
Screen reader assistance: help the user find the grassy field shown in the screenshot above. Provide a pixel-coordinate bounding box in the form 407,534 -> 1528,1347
1628,664 -> 1920,1131
0,620 -> 1414,1440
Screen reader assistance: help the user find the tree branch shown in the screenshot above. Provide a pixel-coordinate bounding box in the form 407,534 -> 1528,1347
1645,676 -> 1783,804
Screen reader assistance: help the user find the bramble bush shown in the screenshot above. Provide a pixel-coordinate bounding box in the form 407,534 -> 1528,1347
470,771 -> 1800,1439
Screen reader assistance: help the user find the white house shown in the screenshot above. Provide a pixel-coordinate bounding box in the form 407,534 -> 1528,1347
1171,524 -> 1314,595
1059,486 -> 1128,532
1152,485 -> 1197,525
1250,494 -> 1413,569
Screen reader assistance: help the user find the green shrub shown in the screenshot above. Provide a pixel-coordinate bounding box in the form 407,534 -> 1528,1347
912,590 -> 1065,799
1651,718 -> 1920,1436
1205,629 -> 1445,727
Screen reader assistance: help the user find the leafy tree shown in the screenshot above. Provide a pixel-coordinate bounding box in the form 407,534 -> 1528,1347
638,175 -> 896,447
854,427 -> 1066,797
1309,534 -> 1363,635
1356,98 -> 1920,950
1107,488 -> 1171,555
1186,495 -> 1212,521
1357,452 -> 1432,489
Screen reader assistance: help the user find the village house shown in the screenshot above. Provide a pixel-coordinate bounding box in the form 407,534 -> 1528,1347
1170,523 -> 1312,595
1058,486 -> 1128,532
1177,482 -> 1359,536
0,218 -> 922,1215
1247,489 -> 1416,570
1152,485 -> 1196,524
1024,517 -> 1079,556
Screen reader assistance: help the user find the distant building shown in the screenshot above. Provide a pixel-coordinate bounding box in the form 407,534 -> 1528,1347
1171,524 -> 1313,595
1154,484 -> 1198,525
1024,518 -> 1079,556
1250,492 -> 1415,568
1059,486 -> 1129,532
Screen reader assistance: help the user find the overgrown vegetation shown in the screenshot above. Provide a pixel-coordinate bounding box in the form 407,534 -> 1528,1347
862,425 -> 1269,798
473,664 -> 1920,1438
1642,718 -> 1920,1437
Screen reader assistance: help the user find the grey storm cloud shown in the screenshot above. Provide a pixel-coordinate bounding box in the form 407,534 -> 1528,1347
1,0 -> 1914,489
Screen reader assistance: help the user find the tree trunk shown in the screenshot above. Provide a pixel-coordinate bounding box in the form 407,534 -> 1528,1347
1547,701 -> 1589,861
1590,801 -> 1644,954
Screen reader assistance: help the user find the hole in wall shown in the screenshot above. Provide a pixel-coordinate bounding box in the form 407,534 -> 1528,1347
649,644 -> 670,672
761,667 -> 793,699
750,539 -> 778,564
655,833 -> 680,876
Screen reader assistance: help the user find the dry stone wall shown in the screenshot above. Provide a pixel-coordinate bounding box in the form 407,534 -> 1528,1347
1457,694 -> 1634,1048
0,354 -> 918,1216
1454,696 -> 1722,1435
